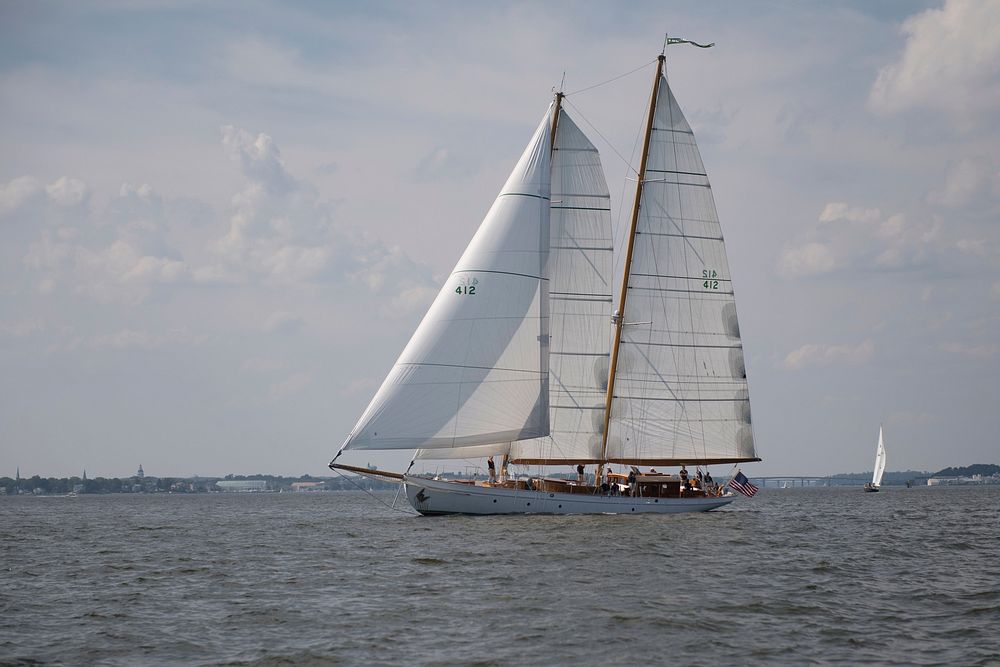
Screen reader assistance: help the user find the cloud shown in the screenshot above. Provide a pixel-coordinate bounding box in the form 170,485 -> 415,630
819,202 -> 881,224
940,341 -> 1000,359
777,241 -> 839,278
268,372 -> 312,400
221,125 -> 295,195
45,177 -> 88,207
92,329 -> 207,350
869,0 -> 1000,124
263,311 -> 303,334
928,156 -> 1000,210
783,340 -> 874,370
0,176 -> 44,217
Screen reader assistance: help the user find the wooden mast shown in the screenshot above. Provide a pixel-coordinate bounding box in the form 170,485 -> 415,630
596,55 -> 665,480
550,91 -> 564,151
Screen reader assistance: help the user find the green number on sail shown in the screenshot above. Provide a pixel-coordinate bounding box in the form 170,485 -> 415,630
702,268 -> 719,290
455,285 -> 477,295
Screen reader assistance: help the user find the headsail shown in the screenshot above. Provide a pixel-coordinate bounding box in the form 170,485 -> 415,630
604,65 -> 758,465
872,426 -> 886,486
343,110 -> 553,451
512,108 -> 614,464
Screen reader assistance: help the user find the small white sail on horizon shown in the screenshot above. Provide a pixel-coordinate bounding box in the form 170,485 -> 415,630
872,426 -> 887,488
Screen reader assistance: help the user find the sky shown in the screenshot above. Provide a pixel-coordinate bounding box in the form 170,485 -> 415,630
2,0 -> 998,479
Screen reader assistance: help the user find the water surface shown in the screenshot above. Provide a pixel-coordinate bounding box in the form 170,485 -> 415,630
2,486 -> 998,665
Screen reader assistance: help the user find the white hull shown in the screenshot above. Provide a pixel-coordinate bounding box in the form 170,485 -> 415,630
404,477 -> 735,515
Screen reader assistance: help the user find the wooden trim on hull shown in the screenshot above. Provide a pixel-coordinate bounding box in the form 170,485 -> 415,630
511,457 -> 762,466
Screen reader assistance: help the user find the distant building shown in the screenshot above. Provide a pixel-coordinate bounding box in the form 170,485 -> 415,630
215,480 -> 267,492
136,464 -> 145,479
291,481 -> 325,492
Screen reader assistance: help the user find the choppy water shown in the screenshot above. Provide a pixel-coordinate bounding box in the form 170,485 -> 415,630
2,486 -> 999,666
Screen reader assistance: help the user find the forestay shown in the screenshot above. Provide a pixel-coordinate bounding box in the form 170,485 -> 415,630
343,110 -> 553,451
605,76 -> 757,464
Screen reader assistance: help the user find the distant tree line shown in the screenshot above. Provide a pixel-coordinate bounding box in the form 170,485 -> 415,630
0,473 -> 398,495
933,464 -> 1000,477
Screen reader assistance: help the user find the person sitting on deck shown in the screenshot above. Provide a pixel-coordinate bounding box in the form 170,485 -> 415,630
487,456 -> 496,484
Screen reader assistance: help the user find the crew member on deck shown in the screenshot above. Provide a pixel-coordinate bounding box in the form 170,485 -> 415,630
501,454 -> 510,483
627,468 -> 637,496
487,456 -> 496,484
679,465 -> 689,489
576,464 -> 585,484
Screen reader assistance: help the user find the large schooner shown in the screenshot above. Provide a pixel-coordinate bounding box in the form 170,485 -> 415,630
331,48 -> 761,515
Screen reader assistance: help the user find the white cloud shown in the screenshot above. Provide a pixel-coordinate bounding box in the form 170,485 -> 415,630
242,357 -> 288,373
221,125 -> 294,194
929,156 -> 1000,209
870,0 -> 1000,124
819,202 -> 881,224
940,341 -> 1000,359
777,241 -> 838,278
783,340 -> 874,370
268,372 -> 312,400
0,176 -> 43,217
45,177 -> 88,207
263,311 -> 303,334
92,329 -> 207,349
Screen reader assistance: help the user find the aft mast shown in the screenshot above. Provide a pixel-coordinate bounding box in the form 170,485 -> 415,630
597,54 -> 665,479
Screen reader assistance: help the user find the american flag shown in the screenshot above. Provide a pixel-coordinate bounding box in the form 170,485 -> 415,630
729,471 -> 759,497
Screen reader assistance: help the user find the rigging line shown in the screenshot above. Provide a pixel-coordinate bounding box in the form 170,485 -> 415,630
565,58 -> 658,97
563,98 -> 638,178
329,466 -> 419,516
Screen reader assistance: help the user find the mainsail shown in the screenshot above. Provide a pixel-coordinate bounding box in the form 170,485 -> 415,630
872,426 -> 886,486
604,61 -> 758,465
343,110 -> 553,451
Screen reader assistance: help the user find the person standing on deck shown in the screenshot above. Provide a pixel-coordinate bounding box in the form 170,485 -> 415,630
627,468 -> 637,497
500,454 -> 510,483
576,464 -> 585,484
487,456 -> 496,484
679,465 -> 689,489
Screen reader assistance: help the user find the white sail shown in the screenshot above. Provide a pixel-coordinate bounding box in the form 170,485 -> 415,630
343,110 -> 553,450
605,75 -> 756,464
872,426 -> 886,486
414,443 -> 511,460
512,109 -> 614,464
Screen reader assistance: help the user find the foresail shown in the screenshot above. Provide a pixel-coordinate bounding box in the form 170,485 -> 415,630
511,110 -> 613,464
605,76 -> 756,464
344,110 -> 553,451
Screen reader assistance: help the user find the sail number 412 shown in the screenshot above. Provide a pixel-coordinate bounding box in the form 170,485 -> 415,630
702,269 -> 719,290
455,276 -> 479,295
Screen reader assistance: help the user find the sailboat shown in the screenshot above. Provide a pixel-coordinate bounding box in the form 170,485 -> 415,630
864,426 -> 886,492
331,47 -> 760,515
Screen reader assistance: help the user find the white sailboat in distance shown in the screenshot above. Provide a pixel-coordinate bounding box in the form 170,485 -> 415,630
331,45 -> 761,515
864,426 -> 887,493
